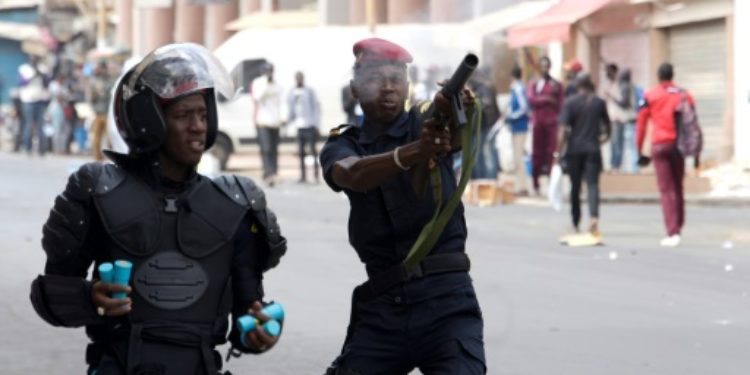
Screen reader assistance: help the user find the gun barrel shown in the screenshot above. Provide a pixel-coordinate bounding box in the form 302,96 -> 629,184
442,54 -> 479,96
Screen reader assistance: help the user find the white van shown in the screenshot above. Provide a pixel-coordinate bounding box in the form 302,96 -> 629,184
211,24 -> 471,169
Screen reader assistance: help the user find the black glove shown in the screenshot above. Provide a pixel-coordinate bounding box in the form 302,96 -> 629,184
637,155 -> 651,167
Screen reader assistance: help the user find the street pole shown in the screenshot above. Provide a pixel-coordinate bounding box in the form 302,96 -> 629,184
366,0 -> 376,34
97,0 -> 108,49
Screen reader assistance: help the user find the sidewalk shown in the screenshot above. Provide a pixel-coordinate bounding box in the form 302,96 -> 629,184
227,145 -> 750,207
598,163 -> 750,206
224,142 -> 323,184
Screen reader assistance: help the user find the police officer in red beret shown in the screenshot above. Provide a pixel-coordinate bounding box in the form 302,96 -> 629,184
320,38 -> 486,374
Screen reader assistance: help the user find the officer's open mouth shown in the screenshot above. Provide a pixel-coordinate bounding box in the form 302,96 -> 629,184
381,99 -> 397,109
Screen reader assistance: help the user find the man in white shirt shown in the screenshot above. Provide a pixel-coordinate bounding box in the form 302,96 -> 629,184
252,63 -> 284,185
18,56 -> 51,156
287,71 -> 320,183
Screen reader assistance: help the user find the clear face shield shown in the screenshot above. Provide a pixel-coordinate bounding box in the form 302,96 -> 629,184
122,43 -> 236,102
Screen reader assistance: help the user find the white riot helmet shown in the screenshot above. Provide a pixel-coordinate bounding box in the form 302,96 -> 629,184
113,43 -> 234,155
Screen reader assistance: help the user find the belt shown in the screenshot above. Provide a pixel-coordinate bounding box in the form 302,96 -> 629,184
363,253 -> 471,299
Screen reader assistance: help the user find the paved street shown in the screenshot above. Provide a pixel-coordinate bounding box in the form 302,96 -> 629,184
1,151 -> 749,375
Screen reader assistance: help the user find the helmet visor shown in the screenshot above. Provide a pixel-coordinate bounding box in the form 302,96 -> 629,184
124,43 -> 235,101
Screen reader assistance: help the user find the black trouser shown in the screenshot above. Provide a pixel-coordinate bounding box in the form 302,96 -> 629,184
257,126 -> 280,179
566,152 -> 602,228
297,127 -> 319,181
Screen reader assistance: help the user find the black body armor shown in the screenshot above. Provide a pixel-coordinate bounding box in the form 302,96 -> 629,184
88,164 -> 283,374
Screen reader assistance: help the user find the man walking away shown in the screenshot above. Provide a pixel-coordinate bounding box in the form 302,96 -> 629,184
557,73 -> 611,237
636,63 -> 698,247
287,71 -> 321,183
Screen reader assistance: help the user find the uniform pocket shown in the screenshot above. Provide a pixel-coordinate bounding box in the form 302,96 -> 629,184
457,337 -> 487,374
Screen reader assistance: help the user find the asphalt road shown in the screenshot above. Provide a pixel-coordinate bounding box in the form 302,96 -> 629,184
1,152 -> 748,375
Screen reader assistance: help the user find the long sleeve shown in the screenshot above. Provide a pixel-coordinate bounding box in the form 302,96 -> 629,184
231,216 -> 264,311
635,97 -> 651,152
227,215 -> 268,353
30,163 -> 102,327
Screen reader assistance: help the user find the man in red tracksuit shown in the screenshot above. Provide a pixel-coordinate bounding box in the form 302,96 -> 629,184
636,63 -> 696,247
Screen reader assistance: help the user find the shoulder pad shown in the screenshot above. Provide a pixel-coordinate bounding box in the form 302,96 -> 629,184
212,174 -> 266,211
211,175 -> 286,271
63,163 -> 103,200
93,163 -> 126,196
328,124 -> 357,138
41,163 -> 104,264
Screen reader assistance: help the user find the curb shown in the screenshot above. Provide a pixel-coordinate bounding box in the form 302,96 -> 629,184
600,195 -> 750,207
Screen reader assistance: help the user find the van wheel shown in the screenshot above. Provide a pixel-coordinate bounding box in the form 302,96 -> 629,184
210,134 -> 231,170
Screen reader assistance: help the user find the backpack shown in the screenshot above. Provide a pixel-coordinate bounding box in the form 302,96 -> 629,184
674,90 -> 702,157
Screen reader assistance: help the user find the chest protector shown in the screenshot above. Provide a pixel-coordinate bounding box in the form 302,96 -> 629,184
92,165 -> 248,374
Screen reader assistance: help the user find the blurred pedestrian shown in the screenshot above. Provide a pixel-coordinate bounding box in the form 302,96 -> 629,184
341,84 -> 358,125
506,65 -> 530,195
87,60 -> 115,161
18,56 -> 51,156
320,37 -> 485,374
610,68 -> 639,173
636,63 -> 698,247
527,56 -> 564,196
287,71 -> 321,183
603,63 -> 627,173
424,65 -> 441,100
407,65 -> 428,108
469,67 -> 501,179
9,88 -> 23,152
556,73 -> 611,236
563,59 -> 583,97
46,74 -> 71,154
252,63 -> 284,186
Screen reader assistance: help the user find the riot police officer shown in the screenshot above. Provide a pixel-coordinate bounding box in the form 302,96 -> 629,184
320,38 -> 486,374
29,43 -> 287,375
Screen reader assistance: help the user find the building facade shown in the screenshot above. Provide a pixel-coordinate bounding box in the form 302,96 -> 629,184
508,0 -> 736,165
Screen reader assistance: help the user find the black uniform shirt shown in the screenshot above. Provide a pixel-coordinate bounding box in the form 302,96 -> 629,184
320,106 -> 470,301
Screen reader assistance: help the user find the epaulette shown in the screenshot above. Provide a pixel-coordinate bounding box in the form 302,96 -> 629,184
418,100 -> 432,114
329,124 -> 355,137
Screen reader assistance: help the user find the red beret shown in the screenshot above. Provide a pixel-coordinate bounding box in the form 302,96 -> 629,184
353,38 -> 413,67
564,58 -> 583,73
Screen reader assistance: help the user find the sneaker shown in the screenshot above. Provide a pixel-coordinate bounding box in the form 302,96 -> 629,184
660,235 -> 681,247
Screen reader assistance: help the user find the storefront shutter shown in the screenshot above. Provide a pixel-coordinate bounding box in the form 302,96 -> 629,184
669,19 -> 727,160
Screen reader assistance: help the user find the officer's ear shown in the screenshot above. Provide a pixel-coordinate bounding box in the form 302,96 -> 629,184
349,79 -> 360,101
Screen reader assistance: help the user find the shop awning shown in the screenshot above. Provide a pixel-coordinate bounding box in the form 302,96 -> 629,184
507,0 -> 622,48
432,1 -> 553,52
225,10 -> 319,31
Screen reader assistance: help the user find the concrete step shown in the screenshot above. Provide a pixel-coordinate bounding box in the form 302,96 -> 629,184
600,173 -> 711,195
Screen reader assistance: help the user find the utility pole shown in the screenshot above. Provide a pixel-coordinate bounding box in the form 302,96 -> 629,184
97,0 -> 108,49
366,0 -> 376,34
